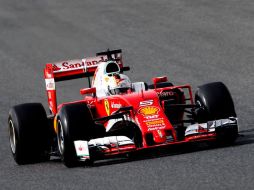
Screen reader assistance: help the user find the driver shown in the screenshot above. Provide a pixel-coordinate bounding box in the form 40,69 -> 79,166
107,74 -> 132,95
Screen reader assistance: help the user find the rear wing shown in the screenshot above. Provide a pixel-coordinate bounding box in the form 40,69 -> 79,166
44,49 -> 126,114
44,49 -> 123,82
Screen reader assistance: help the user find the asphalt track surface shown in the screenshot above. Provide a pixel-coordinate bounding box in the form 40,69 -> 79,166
0,0 -> 254,189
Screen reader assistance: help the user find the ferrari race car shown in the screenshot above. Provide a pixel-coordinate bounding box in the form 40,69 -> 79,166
8,49 -> 238,167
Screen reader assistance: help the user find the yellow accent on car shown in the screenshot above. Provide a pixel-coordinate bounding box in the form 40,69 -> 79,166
104,99 -> 110,116
138,106 -> 159,116
54,117 -> 58,133
146,119 -> 164,126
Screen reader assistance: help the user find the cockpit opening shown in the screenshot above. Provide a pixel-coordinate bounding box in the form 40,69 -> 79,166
106,62 -> 120,75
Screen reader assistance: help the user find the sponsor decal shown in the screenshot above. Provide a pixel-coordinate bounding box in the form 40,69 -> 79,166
85,55 -> 120,67
148,126 -> 165,131
157,91 -> 175,98
111,102 -> 122,109
45,78 -> 55,90
52,64 -> 61,71
52,58 -> 101,73
85,58 -> 103,67
52,55 -> 122,73
140,100 -> 153,106
198,125 -> 208,133
78,146 -> 83,151
157,130 -> 163,138
104,99 -> 110,115
53,61 -> 85,73
144,114 -> 159,120
138,106 -> 159,116
144,116 -> 166,131
145,119 -> 164,126
186,133 -> 215,141
74,141 -> 90,159
185,123 -> 211,136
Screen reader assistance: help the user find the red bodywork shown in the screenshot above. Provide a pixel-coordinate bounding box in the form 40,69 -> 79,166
44,53 -> 217,157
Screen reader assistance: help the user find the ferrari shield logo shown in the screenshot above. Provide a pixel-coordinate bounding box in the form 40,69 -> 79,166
104,99 -> 110,116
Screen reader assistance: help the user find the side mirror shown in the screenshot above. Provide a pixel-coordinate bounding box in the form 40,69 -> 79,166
152,76 -> 168,87
120,66 -> 130,72
80,87 -> 96,95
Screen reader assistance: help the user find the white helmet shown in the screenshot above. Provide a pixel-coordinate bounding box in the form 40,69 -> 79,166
107,74 -> 131,95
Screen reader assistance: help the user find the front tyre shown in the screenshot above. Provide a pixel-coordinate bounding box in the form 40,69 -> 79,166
195,82 -> 238,144
57,103 -> 104,167
195,82 -> 236,121
8,103 -> 50,164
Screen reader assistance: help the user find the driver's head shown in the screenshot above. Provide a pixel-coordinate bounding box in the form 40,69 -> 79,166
107,74 -> 131,95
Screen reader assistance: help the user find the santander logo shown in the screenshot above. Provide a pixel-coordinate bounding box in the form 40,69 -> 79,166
52,64 -> 61,71
52,61 -> 85,72
52,56 -> 109,73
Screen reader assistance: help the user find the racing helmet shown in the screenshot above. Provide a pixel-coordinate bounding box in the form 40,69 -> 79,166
107,74 -> 131,95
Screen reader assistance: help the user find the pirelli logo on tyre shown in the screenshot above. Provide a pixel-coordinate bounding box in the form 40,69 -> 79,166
138,106 -> 159,116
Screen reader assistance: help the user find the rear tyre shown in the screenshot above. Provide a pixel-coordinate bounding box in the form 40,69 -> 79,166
195,82 -> 238,144
8,103 -> 50,164
57,103 -> 105,167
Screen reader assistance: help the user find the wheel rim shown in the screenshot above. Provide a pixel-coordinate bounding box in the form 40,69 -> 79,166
196,99 -> 202,107
8,120 -> 16,154
57,120 -> 65,155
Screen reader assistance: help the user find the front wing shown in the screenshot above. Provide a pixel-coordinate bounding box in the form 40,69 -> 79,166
74,117 -> 238,161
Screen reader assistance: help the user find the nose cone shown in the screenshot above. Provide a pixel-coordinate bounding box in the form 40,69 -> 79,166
153,130 -> 166,144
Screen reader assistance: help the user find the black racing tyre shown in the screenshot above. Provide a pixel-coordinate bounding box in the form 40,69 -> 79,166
195,82 -> 236,122
57,103 -> 105,167
148,82 -> 173,89
8,103 -> 50,165
195,82 -> 238,144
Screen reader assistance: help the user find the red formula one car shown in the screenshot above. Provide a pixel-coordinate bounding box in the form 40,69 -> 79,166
8,49 -> 238,167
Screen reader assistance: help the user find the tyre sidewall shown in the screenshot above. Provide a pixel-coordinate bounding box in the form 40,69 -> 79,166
57,103 -> 95,167
195,82 -> 236,121
8,103 -> 49,164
